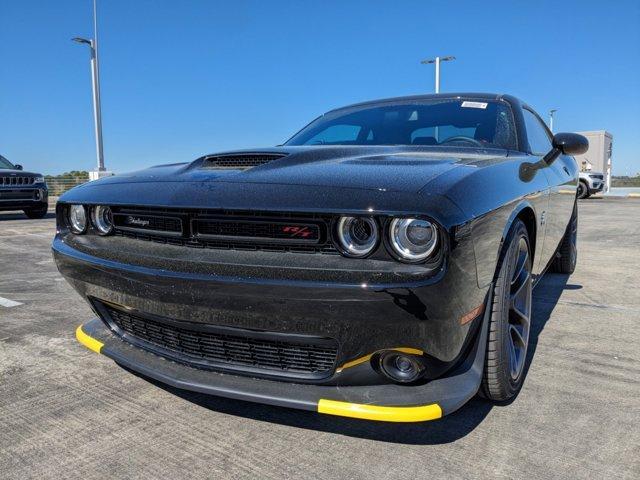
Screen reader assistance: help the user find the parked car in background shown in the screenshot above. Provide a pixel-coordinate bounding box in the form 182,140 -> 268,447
55,93 -> 588,422
578,171 -> 605,199
0,154 -> 48,218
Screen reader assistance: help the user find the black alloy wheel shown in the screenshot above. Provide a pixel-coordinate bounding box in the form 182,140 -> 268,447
552,202 -> 578,274
481,219 -> 532,401
577,180 -> 589,199
23,206 -> 49,219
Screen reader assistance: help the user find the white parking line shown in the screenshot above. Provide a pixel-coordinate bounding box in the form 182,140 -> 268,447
0,296 -> 23,308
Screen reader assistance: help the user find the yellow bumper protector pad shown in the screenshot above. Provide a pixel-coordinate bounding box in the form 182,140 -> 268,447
318,399 -> 442,422
75,325 -> 104,354
336,347 -> 424,372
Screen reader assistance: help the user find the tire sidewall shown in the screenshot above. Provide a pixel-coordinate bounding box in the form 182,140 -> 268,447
577,181 -> 589,199
568,203 -> 578,271
483,219 -> 532,400
24,206 -> 48,219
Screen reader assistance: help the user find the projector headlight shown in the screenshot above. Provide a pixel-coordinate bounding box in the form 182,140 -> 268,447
68,205 -> 87,234
389,217 -> 438,262
33,176 -> 45,184
335,216 -> 379,258
91,205 -> 113,235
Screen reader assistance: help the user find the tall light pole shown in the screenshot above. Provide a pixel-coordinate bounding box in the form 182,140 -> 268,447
73,0 -> 105,176
549,109 -> 557,132
421,56 -> 455,93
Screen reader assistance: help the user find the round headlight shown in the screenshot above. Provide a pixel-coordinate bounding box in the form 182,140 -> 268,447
68,205 -> 87,234
335,216 -> 378,257
389,218 -> 438,262
91,206 -> 113,235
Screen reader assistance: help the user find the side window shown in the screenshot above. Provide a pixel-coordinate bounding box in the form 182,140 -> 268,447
305,124 -> 361,145
522,109 -> 552,155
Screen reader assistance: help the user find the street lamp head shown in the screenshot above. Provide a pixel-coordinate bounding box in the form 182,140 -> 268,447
421,55 -> 456,64
72,37 -> 92,45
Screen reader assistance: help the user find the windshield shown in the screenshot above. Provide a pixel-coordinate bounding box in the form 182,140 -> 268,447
0,155 -> 15,169
286,99 -> 517,149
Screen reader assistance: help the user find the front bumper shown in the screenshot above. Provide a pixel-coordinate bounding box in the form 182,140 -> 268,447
0,187 -> 48,210
76,295 -> 490,422
54,216 -> 489,420
589,181 -> 604,194
53,232 -> 487,375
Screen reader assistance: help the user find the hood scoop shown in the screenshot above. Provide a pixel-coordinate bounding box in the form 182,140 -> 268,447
201,153 -> 288,170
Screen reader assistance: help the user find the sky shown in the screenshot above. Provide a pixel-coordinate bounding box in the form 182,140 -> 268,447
1,0 -> 639,176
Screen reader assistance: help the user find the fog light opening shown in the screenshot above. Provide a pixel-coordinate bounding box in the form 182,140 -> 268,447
378,351 -> 426,384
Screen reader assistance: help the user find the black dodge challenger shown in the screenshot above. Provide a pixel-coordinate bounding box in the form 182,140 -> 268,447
53,93 -> 587,422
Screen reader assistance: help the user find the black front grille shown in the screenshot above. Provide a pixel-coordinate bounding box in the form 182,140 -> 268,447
201,153 -> 287,170
111,207 -> 338,255
0,190 -> 36,200
194,218 -> 321,244
1,176 -> 35,186
98,301 -> 339,379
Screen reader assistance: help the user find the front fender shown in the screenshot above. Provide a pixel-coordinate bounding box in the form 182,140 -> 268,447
468,195 -> 546,288
423,156 -> 549,289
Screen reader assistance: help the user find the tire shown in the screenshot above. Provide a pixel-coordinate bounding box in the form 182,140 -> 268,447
23,206 -> 49,219
551,202 -> 578,274
577,180 -> 589,199
481,219 -> 532,401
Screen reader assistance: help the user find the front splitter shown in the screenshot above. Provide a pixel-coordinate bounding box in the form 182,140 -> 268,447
76,304 -> 489,422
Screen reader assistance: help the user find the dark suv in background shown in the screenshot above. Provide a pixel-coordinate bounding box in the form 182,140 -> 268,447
0,154 -> 49,218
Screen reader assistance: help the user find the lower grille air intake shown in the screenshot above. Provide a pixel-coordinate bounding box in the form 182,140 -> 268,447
96,301 -> 339,380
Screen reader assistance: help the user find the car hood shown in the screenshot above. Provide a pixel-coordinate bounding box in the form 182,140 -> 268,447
78,146 -> 508,194
59,146 -> 508,221
0,169 -> 42,177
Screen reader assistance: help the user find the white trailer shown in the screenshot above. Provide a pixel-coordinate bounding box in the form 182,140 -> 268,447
573,131 -> 613,192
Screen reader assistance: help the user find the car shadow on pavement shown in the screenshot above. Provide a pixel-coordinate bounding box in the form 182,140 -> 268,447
123,273 -> 575,445
0,212 -> 55,221
524,273 -> 575,383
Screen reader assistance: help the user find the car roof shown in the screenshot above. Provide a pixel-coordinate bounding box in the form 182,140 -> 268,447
326,93 -> 514,114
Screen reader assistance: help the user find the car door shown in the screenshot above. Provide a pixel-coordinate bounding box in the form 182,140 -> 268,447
521,108 -> 575,269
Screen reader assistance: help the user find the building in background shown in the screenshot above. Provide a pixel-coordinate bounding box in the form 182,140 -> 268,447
573,131 -> 613,191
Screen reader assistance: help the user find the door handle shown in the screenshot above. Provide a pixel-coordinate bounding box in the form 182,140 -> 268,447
563,166 -> 570,176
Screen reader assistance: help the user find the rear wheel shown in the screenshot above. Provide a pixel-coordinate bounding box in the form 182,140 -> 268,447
551,202 -> 578,274
23,205 -> 48,219
481,219 -> 532,401
577,180 -> 589,199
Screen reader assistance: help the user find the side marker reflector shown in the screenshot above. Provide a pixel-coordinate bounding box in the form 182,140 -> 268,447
460,303 -> 485,325
317,399 -> 442,422
75,325 -> 104,354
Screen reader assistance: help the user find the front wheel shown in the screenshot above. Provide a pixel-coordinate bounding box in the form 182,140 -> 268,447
551,202 -> 578,274
577,180 -> 590,199
23,205 -> 48,219
481,219 -> 532,401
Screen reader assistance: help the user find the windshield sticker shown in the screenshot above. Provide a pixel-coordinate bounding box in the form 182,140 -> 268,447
461,101 -> 488,109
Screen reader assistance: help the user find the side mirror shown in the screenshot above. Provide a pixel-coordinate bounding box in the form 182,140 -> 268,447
553,133 -> 589,156
14,164 -> 23,170
543,133 -> 589,165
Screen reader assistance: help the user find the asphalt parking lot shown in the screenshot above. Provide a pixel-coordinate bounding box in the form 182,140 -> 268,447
1,198 -> 639,479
